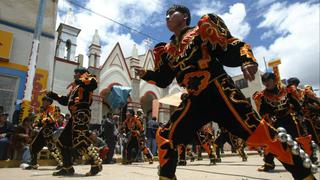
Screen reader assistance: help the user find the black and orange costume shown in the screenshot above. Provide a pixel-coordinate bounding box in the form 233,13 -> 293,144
287,79 -> 319,164
47,69 -> 102,176
140,12 -> 315,179
253,79 -> 315,173
122,111 -> 153,164
177,144 -> 194,165
178,123 -> 216,165
302,86 -> 320,164
302,86 -> 320,146
214,127 -> 247,162
26,97 -> 62,169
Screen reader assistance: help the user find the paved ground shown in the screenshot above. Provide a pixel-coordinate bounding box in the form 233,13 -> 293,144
0,154 -> 319,180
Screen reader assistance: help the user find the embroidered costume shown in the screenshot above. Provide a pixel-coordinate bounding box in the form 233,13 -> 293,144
122,110 -> 153,164
47,68 -> 102,176
26,97 -> 62,169
140,12 -> 315,179
214,127 -> 247,162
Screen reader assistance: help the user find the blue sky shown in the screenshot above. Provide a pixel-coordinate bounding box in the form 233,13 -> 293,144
57,0 -> 319,90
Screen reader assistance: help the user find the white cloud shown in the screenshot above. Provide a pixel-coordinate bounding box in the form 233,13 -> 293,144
260,30 -> 275,40
101,32 -> 148,61
254,2 -> 320,88
57,0 -> 72,12
57,0 -> 165,67
220,3 -> 250,40
256,0 -> 278,8
193,0 -> 224,16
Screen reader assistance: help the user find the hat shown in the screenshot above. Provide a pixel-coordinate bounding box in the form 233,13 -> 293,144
261,72 -> 276,82
287,77 -> 300,86
74,67 -> 88,74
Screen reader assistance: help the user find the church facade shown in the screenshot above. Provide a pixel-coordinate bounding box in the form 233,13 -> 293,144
52,21 -> 182,124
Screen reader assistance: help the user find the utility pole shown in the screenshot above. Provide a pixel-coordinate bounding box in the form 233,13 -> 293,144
263,57 -> 268,72
20,0 -> 47,121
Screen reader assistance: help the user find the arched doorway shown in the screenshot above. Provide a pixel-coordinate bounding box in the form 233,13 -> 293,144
140,91 -> 157,122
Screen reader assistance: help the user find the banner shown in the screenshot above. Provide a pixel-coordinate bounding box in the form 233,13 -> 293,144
0,30 -> 13,61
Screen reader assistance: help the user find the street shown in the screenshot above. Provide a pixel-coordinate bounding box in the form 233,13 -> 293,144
1,154 -> 318,180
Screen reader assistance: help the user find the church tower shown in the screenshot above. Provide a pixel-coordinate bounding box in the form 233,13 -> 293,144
55,8 -> 81,61
88,30 -> 101,68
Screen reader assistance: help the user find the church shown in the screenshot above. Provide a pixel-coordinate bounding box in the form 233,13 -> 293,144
52,19 -> 180,125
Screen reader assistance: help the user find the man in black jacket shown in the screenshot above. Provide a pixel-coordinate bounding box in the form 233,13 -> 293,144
101,113 -> 118,164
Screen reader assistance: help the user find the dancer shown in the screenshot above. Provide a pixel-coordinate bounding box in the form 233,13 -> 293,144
253,73 -> 314,172
178,123 -> 217,165
46,67 -> 102,176
135,4 -> 316,179
122,109 -> 153,164
25,96 -> 62,170
214,127 -> 247,162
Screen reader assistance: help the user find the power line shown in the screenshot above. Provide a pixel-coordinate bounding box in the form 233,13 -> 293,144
65,0 -> 161,42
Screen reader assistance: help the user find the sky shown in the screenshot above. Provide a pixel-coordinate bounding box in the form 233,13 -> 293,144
56,0 -> 320,91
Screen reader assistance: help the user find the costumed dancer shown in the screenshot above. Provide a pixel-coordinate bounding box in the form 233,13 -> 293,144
287,78 -> 319,164
195,123 -> 217,164
25,96 -> 63,170
302,85 -> 320,147
214,127 -> 247,162
46,67 -> 102,176
122,109 -> 153,164
135,4 -> 317,179
253,72 -> 315,172
177,122 -> 217,165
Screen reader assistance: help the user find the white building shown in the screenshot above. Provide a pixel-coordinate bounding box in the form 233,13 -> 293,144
232,70 -> 265,111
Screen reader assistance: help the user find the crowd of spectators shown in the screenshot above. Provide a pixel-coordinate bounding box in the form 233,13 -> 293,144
0,104 -> 163,165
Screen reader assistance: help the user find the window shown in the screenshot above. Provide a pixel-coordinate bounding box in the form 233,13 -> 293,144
65,40 -> 71,60
0,74 -> 19,121
235,79 -> 248,89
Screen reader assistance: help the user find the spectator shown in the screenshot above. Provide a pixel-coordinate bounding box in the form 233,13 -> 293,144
0,112 -> 14,160
146,116 -> 159,156
53,113 -> 65,141
12,100 -> 22,126
100,113 -> 118,164
12,115 -> 34,165
89,131 -> 109,162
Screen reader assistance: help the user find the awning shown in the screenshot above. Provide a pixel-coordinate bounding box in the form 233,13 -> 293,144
158,90 -> 187,107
